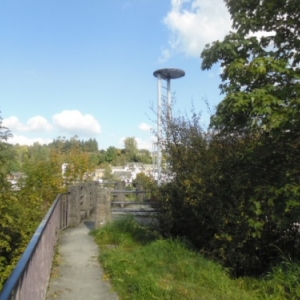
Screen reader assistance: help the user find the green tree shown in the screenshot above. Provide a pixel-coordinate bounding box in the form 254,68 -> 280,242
83,138 -> 98,152
0,115 -> 14,186
124,137 -> 138,162
138,149 -> 152,164
0,114 -> 27,288
102,163 -> 113,181
197,0 -> 300,275
201,0 -> 300,135
27,142 -> 50,163
62,140 -> 94,183
105,146 -> 118,164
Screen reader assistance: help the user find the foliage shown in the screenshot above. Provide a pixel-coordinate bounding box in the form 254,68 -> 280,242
123,137 -> 139,162
138,149 -> 152,164
10,136 -> 152,172
62,139 -> 94,183
133,172 -> 158,202
0,115 -> 14,186
0,115 -> 27,289
20,149 -> 65,209
102,163 -> 113,181
93,218 -> 300,299
0,127 -> 151,289
195,0 -> 300,275
49,136 -> 98,153
242,257 -> 300,300
0,131 -> 97,288
201,0 -> 300,135
105,146 -> 118,163
156,105 -> 300,276
133,173 -> 157,192
0,191 -> 26,290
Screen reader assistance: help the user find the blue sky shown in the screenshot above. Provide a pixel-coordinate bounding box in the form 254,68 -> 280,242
0,0 -> 232,150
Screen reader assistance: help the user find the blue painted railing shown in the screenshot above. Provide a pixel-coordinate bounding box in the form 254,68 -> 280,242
0,194 -> 69,300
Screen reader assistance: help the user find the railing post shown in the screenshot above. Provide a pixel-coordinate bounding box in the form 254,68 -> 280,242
60,193 -> 69,230
87,182 -> 94,215
136,183 -> 145,202
116,181 -> 125,201
95,185 -> 112,229
68,185 -> 81,227
80,183 -> 88,219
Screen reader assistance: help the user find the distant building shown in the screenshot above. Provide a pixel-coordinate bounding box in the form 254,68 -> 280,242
7,172 -> 26,190
92,163 -> 156,184
94,169 -> 105,181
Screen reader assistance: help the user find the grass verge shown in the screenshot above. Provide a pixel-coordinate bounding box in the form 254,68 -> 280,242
92,216 -> 300,300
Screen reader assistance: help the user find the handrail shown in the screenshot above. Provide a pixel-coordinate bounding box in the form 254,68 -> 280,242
112,190 -> 148,194
0,183 -> 152,299
0,195 -> 63,300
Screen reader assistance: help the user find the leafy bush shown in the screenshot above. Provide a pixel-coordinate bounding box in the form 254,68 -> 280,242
156,110 -> 300,276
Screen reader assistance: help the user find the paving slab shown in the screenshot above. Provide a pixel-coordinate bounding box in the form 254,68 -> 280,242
46,221 -> 118,300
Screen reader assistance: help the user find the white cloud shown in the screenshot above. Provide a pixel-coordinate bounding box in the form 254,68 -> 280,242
3,116 -> 27,131
160,0 -> 232,61
27,116 -> 52,132
138,123 -> 152,131
7,134 -> 52,146
3,116 -> 52,132
3,110 -> 102,145
52,110 -> 101,136
118,137 -> 126,147
248,30 -> 275,40
118,136 -> 156,151
135,137 -> 155,150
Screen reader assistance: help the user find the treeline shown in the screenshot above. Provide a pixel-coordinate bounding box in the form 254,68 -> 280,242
156,0 -> 300,277
10,136 -> 152,173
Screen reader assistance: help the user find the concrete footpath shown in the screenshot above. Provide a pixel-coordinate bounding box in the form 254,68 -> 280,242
46,220 -> 118,300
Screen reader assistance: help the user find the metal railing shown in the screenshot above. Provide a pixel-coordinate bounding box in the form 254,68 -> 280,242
0,194 -> 69,300
0,182 -> 156,299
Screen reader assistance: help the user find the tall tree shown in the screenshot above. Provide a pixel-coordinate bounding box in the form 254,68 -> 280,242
124,137 -> 138,162
0,114 -> 14,186
105,146 -> 118,163
201,0 -> 300,135
0,113 -> 24,288
198,0 -> 300,275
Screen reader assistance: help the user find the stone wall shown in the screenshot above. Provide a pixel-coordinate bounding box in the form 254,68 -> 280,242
94,186 -> 112,229
67,181 -> 158,228
67,182 -> 112,228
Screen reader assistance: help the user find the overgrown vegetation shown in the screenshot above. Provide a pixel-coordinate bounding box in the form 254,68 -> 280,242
156,0 -> 300,278
2,0 -> 300,294
157,113 -> 300,276
0,130 -> 90,288
0,120 -> 152,289
93,217 -> 300,300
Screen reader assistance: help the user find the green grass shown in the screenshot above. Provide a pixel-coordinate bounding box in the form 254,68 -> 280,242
239,257 -> 300,300
92,217 -> 300,300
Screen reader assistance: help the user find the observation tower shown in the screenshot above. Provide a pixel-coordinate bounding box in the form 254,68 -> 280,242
153,68 -> 185,185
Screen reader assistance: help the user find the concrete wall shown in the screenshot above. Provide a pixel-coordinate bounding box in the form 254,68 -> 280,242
94,186 -> 112,229
67,182 -> 113,228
